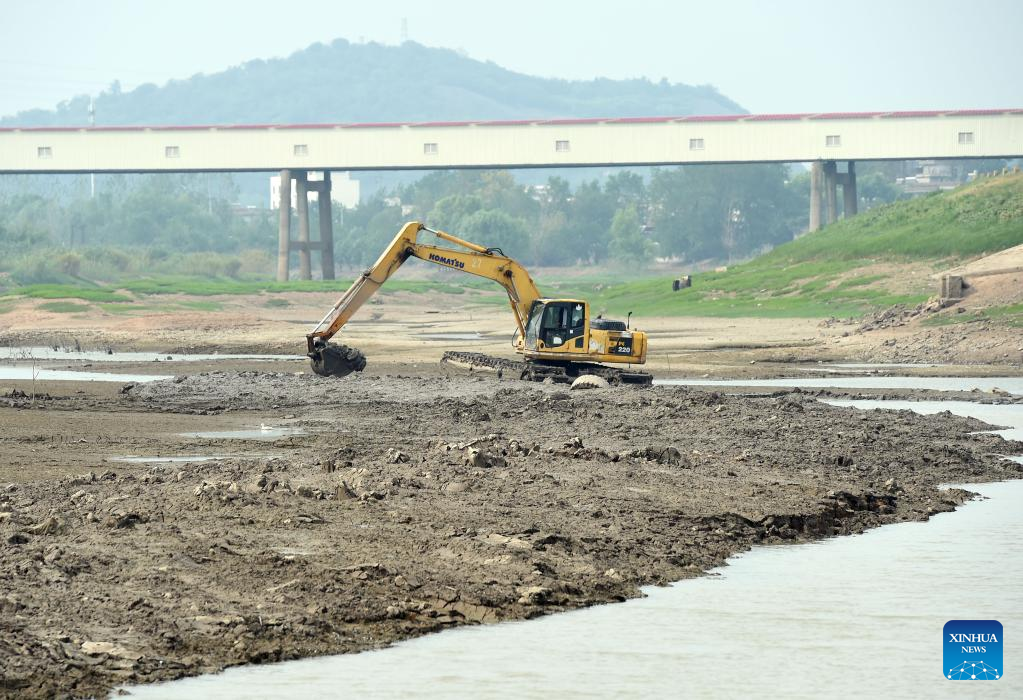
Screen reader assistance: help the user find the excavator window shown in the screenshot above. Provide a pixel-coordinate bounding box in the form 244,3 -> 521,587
534,302 -> 586,348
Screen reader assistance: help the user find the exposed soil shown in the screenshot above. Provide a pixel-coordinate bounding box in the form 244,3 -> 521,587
1,368 -> 1021,699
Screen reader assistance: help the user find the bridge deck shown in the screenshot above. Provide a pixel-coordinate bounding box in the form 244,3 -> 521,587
2,109 -> 1021,173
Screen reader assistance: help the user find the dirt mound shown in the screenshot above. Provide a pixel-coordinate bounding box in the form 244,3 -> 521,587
126,370 -> 542,413
2,373 -> 1020,697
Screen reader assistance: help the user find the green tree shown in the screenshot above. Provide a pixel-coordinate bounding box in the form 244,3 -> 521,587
608,205 -> 656,265
650,164 -> 799,262
459,209 -> 532,260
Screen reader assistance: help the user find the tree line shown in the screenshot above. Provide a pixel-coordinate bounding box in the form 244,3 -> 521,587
0,164 -> 907,285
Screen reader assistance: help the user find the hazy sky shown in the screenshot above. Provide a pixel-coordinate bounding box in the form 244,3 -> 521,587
2,0 -> 1021,119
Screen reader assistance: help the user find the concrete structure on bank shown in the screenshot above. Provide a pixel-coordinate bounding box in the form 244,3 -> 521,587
2,109 -> 1021,280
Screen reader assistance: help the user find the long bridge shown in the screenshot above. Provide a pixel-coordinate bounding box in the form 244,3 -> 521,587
2,109 -> 1021,280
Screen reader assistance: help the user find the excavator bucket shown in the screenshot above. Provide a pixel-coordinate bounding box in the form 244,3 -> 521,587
308,342 -> 367,378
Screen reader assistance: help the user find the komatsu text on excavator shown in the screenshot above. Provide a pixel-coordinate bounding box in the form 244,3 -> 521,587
306,222 -> 651,385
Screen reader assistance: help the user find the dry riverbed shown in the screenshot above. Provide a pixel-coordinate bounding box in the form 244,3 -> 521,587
1,367 -> 1021,698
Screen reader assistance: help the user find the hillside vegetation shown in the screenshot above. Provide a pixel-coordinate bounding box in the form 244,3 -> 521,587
2,40 -> 741,127
550,172 -> 1023,318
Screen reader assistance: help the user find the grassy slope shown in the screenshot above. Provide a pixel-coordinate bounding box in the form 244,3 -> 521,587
547,173 -> 1023,318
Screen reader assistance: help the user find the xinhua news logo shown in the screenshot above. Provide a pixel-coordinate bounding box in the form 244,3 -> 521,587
944,620 -> 1003,680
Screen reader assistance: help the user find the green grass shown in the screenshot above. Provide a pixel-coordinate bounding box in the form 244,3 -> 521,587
756,175 -> 1023,266
0,283 -> 133,303
264,298 -> 291,308
116,275 -> 468,297
38,301 -> 91,313
0,303 -> 13,315
528,272 -> 928,319
173,299 -> 223,311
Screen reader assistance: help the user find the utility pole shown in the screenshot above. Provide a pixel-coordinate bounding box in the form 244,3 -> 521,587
89,98 -> 96,199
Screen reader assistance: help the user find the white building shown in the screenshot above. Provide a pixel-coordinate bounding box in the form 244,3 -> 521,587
269,171 -> 360,210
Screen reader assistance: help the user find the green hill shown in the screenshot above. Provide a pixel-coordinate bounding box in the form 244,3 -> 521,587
548,172 -> 1023,318
1,39 -> 742,126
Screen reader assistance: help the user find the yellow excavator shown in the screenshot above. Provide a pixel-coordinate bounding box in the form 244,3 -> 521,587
307,221 -> 651,385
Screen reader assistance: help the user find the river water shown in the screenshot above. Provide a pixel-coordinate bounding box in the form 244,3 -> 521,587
655,375 -> 1023,395
122,391 -> 1023,699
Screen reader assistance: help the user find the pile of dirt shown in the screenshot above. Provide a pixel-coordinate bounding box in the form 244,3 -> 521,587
856,298 -> 955,333
1,372 -> 1020,697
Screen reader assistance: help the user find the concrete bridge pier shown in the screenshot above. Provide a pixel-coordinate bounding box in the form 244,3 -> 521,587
276,169 -> 292,281
275,169 -> 336,281
840,161 -> 858,218
295,171 -> 311,280
808,160 -> 858,232
823,161 -> 839,224
306,173 -> 335,280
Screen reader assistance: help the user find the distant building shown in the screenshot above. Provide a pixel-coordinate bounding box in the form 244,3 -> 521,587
269,171 -> 360,210
897,160 -> 969,194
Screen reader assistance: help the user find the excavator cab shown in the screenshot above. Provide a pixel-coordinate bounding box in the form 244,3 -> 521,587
519,299 -> 645,366
524,300 -> 587,351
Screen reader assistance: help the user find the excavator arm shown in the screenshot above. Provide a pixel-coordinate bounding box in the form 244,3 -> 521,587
306,221 -> 542,376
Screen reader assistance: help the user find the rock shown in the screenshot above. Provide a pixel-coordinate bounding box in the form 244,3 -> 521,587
104,513 -> 145,529
517,585 -> 552,605
883,477 -> 903,494
626,445 -> 685,466
26,516 -> 69,536
7,532 -> 29,545
483,533 -> 532,550
443,481 -> 468,494
465,447 -> 507,469
81,641 -> 142,661
570,374 -> 609,390
386,448 -> 410,464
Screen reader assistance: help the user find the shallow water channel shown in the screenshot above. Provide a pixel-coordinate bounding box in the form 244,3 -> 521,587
0,348 -> 305,383
655,375 -> 1023,395
121,385 -> 1023,699
0,367 -> 174,383
0,347 -> 302,363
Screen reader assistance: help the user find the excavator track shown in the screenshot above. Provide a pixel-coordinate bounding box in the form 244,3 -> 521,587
441,351 -> 653,386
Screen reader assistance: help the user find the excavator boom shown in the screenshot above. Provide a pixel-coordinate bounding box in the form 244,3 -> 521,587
306,221 -> 543,376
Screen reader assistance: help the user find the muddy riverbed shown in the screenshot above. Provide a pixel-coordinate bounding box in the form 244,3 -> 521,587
1,368 -> 1022,698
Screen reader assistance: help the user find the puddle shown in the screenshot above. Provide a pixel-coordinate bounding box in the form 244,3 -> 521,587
419,333 -> 485,341
178,427 -> 307,440
0,366 -> 173,382
829,362 -> 946,369
655,375 -> 1023,395
108,455 -> 229,464
822,399 -> 1023,441
108,454 -> 284,464
794,363 -> 947,375
0,347 -> 302,363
